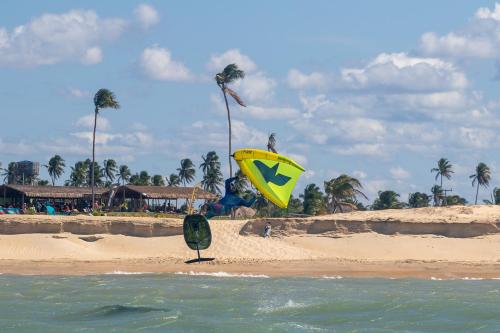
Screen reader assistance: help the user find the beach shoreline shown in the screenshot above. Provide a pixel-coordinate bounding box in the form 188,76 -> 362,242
1,258 -> 500,279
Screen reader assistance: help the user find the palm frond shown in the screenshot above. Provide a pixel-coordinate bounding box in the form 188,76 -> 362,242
224,87 -> 246,107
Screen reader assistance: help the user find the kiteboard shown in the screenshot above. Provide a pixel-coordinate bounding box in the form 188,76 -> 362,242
183,214 -> 213,263
233,149 -> 305,208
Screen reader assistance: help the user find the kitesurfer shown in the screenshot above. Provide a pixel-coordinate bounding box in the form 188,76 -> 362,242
202,177 -> 256,219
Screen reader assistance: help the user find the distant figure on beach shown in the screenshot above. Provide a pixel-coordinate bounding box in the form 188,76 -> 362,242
202,177 -> 256,219
263,222 -> 272,238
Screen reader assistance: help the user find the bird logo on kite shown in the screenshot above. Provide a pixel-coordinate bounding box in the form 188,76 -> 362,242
253,160 -> 291,186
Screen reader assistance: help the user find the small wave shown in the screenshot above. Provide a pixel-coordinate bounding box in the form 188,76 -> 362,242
104,271 -> 152,275
174,271 -> 269,278
321,275 -> 343,279
257,299 -> 308,314
63,305 -> 170,321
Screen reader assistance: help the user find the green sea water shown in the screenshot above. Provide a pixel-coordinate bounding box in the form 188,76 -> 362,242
0,273 -> 498,332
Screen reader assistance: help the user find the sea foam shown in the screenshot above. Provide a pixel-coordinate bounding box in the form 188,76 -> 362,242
174,271 -> 269,278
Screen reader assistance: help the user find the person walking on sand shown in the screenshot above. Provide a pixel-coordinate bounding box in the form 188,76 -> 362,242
263,222 -> 272,238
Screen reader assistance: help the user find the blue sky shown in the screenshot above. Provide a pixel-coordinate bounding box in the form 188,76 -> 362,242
1,1 -> 500,203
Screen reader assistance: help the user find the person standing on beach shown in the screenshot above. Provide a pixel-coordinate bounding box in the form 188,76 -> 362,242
263,222 -> 272,238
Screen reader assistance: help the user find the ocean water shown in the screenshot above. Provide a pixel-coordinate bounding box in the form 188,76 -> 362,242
0,273 -> 498,332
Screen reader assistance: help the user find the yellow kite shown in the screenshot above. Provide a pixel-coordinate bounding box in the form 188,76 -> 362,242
233,149 -> 305,208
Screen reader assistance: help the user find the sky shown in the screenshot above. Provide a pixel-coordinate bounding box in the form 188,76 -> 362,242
1,0 -> 500,203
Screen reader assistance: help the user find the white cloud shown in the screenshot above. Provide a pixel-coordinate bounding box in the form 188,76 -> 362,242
353,170 -> 367,179
67,88 -> 90,98
287,69 -> 327,90
244,105 -> 299,119
390,166 -> 410,180
418,3 -> 500,59
207,49 -> 257,73
333,143 -> 386,156
81,47 -> 102,64
341,53 -> 467,92
454,127 -> 497,149
0,10 -> 126,67
240,72 -> 276,102
140,46 -> 192,81
134,4 -> 160,29
76,115 -> 110,131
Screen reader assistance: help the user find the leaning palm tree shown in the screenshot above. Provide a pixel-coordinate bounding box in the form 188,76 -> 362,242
103,159 -> 118,184
470,162 -> 491,205
45,155 -> 66,186
91,89 -> 120,209
267,133 -> 277,153
116,165 -> 131,185
324,174 -> 367,213
215,64 -> 246,177
166,173 -> 181,187
177,158 -> 196,186
1,162 -> 17,184
431,158 -> 453,202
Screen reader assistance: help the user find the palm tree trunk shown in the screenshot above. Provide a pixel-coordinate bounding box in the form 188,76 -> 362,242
91,108 -> 98,211
475,182 -> 480,205
221,86 -> 233,178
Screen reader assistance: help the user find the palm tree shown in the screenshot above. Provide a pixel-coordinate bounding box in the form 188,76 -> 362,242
408,192 -> 431,208
1,162 -> 17,184
116,165 -> 131,185
470,162 -> 491,204
324,174 -> 367,213
91,89 -> 120,209
300,183 -> 325,215
431,158 -> 453,205
215,64 -> 246,177
166,173 -> 181,187
103,159 -> 118,184
201,167 -> 224,194
371,190 -> 405,210
200,151 -> 221,175
45,155 -> 66,186
233,169 -> 249,194
85,159 -> 103,187
177,158 -> 196,186
447,195 -> 467,206
267,133 -> 277,153
65,161 -> 89,187
430,185 -> 443,207
152,174 -> 165,186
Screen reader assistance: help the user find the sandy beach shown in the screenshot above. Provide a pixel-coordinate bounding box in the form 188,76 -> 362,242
0,205 -> 499,278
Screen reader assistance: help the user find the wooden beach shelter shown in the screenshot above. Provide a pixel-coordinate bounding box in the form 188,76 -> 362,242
0,184 -> 108,207
110,185 -> 217,211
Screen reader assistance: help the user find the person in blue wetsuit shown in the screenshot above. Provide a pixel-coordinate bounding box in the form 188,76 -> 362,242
203,177 -> 256,219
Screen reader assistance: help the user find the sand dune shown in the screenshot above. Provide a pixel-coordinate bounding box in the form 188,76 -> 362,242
0,206 -> 499,278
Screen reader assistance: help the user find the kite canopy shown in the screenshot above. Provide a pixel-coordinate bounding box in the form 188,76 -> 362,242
233,149 -> 305,208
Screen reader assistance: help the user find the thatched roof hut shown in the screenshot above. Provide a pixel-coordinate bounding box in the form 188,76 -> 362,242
0,184 -> 108,199
113,185 -> 217,200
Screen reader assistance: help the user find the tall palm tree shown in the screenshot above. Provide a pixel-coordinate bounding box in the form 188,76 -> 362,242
470,162 -> 491,204
103,159 -> 118,184
431,158 -> 453,205
116,165 -> 131,185
45,155 -> 66,186
166,173 -> 181,187
91,89 -> 120,209
267,133 -> 277,153
177,158 -> 196,186
324,174 -> 367,213
215,64 -> 246,177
